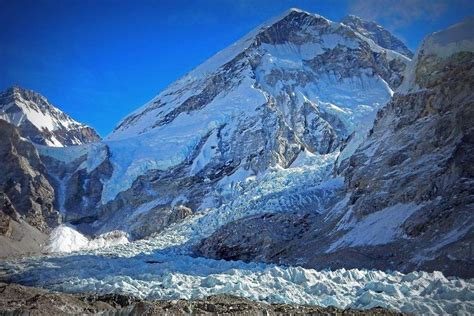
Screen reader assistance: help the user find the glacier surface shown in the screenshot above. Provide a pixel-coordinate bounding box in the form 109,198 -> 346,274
2,245 -> 473,315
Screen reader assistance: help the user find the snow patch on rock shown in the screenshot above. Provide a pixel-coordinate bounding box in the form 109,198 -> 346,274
328,203 -> 423,252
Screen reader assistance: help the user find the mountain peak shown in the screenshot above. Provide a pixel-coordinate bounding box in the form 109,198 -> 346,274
272,7 -> 311,19
270,7 -> 330,27
105,8 -> 411,204
284,7 -> 307,15
6,85 -> 53,109
341,15 -> 413,58
0,86 -> 101,147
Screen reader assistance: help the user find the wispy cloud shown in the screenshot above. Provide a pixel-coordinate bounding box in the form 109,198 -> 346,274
348,0 -> 459,28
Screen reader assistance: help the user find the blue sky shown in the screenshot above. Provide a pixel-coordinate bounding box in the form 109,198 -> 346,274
1,0 -> 473,136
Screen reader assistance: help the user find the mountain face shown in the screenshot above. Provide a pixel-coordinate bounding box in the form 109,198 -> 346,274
0,86 -> 101,147
197,17 -> 474,278
341,15 -> 414,58
47,8 -> 409,238
3,9 -> 471,279
0,87 -> 101,256
20,9 -> 410,239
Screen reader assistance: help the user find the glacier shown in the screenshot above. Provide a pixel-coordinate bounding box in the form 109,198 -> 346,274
2,149 -> 473,314
2,241 -> 473,315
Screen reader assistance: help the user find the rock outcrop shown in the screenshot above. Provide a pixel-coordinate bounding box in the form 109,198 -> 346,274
0,119 -> 60,232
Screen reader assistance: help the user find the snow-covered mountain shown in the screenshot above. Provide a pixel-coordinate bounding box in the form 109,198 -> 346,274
341,15 -> 414,58
198,16 -> 474,278
38,8 -> 411,238
0,86 -> 101,147
1,10 -> 474,312
2,9 -> 472,280
107,9 -> 408,210
0,86 -> 100,256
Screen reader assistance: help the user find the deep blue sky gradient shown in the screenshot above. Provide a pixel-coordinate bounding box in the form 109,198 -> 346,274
1,0 -> 473,135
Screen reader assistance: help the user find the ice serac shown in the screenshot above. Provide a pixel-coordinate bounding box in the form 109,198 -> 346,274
0,86 -> 101,147
197,17 -> 474,278
80,9 -> 409,237
341,15 -> 413,58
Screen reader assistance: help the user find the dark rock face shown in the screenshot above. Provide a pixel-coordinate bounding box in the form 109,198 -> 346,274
0,120 -> 60,232
196,212 -> 320,263
0,86 -> 101,147
341,15 -> 414,58
64,152 -> 113,223
305,38 -> 407,88
345,53 -> 474,218
0,282 -> 404,315
0,193 -> 19,237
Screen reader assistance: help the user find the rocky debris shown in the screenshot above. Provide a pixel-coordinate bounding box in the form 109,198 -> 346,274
0,86 -> 101,147
0,282 -> 403,315
0,119 -> 60,232
0,220 -> 48,259
0,282 -> 118,314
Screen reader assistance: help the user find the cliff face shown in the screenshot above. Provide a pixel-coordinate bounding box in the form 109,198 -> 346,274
0,120 -> 60,232
0,120 -> 57,258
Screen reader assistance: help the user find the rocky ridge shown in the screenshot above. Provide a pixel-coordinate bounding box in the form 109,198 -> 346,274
341,15 -> 414,58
